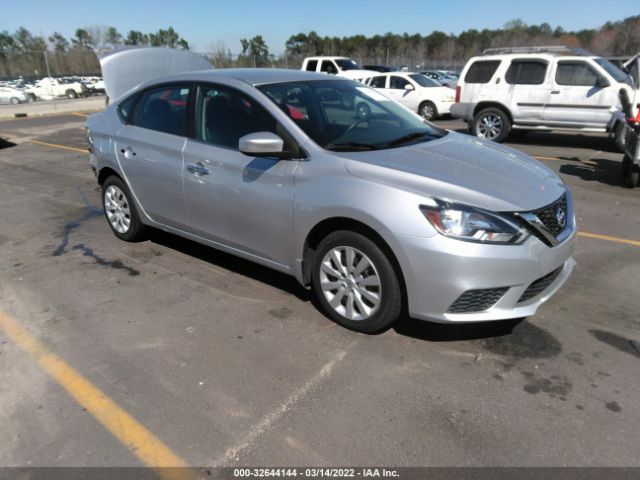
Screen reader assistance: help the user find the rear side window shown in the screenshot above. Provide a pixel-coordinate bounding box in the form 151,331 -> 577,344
132,85 -> 190,136
305,60 -> 318,72
555,61 -> 599,86
117,94 -> 138,122
464,60 -> 501,83
369,76 -> 387,88
320,60 -> 338,74
505,60 -> 547,85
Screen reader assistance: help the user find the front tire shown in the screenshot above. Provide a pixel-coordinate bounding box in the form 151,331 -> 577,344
312,231 -> 402,333
66,90 -> 78,99
472,107 -> 511,142
419,101 -> 437,121
102,176 -> 146,241
10,97 -> 20,105
622,155 -> 640,188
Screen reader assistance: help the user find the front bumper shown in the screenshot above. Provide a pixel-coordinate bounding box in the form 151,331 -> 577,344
390,227 -> 576,323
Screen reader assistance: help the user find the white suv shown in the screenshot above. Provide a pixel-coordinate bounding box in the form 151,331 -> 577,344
451,47 -> 639,144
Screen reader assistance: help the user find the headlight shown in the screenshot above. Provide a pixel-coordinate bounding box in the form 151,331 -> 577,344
420,200 -> 528,244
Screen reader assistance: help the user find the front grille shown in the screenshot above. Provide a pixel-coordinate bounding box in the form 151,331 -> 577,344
448,287 -> 509,313
534,195 -> 568,236
518,266 -> 564,303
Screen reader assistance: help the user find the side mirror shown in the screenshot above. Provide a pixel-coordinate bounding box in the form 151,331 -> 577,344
239,132 -> 285,157
404,84 -> 415,91
596,77 -> 610,88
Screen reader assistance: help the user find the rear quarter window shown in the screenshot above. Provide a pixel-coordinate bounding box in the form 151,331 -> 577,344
464,60 -> 501,83
305,60 -> 318,72
117,94 -> 138,122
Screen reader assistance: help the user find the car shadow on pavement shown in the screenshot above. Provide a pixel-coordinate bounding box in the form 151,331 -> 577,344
147,229 -> 311,302
559,158 -> 627,187
0,137 -> 16,149
506,132 -> 618,152
393,317 -> 525,342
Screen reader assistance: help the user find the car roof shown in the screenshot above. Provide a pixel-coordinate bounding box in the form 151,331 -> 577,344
144,68 -> 344,87
470,53 -> 596,61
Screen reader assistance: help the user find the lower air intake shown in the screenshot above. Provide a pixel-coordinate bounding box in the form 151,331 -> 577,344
448,287 -> 509,313
518,266 -> 564,303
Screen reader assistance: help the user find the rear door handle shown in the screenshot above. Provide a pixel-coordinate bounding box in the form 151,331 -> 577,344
551,90 -> 561,94
186,162 -> 210,176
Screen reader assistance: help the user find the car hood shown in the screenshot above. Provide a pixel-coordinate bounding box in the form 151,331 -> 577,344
339,132 -> 565,212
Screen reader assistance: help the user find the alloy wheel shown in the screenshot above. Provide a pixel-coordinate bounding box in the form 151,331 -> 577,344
104,185 -> 131,233
477,114 -> 503,139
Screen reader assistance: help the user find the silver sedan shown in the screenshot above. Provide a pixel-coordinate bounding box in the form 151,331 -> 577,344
87,68 -> 575,333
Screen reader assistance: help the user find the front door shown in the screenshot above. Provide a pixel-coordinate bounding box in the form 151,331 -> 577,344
114,84 -> 191,229
386,75 -> 418,110
182,83 -> 298,267
543,60 -> 613,128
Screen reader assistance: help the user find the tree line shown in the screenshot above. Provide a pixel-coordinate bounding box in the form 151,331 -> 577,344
0,26 -> 189,79
283,15 -> 640,65
1,15 -> 639,79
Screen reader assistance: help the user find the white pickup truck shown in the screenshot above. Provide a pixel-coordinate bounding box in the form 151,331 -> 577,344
301,56 -> 378,82
25,77 -> 87,101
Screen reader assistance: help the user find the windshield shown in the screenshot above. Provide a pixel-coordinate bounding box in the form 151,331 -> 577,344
258,80 -> 446,152
335,59 -> 361,71
409,74 -> 441,88
594,58 -> 628,83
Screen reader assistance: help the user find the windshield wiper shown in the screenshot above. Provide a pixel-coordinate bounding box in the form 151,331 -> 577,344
324,142 -> 379,151
384,131 -> 432,148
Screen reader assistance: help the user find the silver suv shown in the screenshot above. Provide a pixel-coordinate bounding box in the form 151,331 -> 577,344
87,68 -> 576,332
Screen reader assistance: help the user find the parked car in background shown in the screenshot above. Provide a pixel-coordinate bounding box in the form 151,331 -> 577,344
420,70 -> 458,88
25,77 -> 87,101
87,78 -> 106,95
301,56 -> 378,82
364,72 -> 455,120
451,46 -> 640,143
87,57 -> 576,333
0,86 -> 29,104
363,65 -> 399,73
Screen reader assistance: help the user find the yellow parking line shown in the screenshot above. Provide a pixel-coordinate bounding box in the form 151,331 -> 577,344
70,112 -> 89,118
31,139 -> 87,154
0,309 -> 191,477
579,231 -> 640,247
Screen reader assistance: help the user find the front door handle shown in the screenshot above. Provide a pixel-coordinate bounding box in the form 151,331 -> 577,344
551,90 -> 561,94
186,162 -> 210,176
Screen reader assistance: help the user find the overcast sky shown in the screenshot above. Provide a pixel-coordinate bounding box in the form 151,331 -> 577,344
5,0 -> 638,53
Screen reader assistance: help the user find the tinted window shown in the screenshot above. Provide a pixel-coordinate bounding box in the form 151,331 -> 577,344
389,76 -> 409,89
132,85 -> 190,135
369,76 -> 387,88
594,58 -> 627,83
409,74 -> 441,87
305,60 -> 318,72
464,60 -> 501,83
505,60 -> 547,85
196,85 -> 277,149
335,59 -> 361,71
320,60 -> 338,74
555,61 -> 598,86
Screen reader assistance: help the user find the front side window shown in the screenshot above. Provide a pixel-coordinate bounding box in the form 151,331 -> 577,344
369,76 -> 387,88
409,74 -> 441,88
464,60 -> 501,83
389,76 -> 410,89
594,58 -> 628,83
555,61 -> 599,86
259,80 -> 446,152
505,60 -> 547,85
320,60 -> 338,75
196,84 -> 277,149
131,85 -> 190,135
335,59 -> 361,71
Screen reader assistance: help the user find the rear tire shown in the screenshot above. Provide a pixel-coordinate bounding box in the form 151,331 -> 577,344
102,176 -> 147,241
472,107 -> 511,142
66,90 -> 78,99
419,101 -> 437,121
9,97 -> 20,105
622,155 -> 640,188
311,230 -> 402,333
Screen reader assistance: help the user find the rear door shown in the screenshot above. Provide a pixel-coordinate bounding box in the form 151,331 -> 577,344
113,83 -> 191,229
544,60 -> 612,127
182,83 -> 298,266
504,58 -> 549,123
